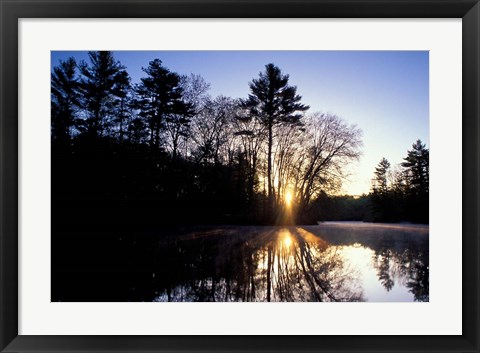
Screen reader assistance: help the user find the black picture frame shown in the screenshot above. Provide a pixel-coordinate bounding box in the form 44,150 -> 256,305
1,0 -> 478,352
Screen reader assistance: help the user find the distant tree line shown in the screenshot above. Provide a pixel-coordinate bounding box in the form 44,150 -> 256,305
52,51 -> 363,228
316,139 -> 429,224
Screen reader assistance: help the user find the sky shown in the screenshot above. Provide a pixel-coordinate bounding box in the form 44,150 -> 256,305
51,50 -> 429,196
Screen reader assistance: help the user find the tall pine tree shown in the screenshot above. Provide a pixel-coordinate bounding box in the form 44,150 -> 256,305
242,63 -> 309,216
135,59 -> 192,150
373,157 -> 391,194
51,57 -> 80,144
401,139 -> 429,223
111,69 -> 132,142
78,51 -> 127,137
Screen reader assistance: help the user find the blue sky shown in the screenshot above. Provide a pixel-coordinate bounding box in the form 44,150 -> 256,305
52,50 -> 429,195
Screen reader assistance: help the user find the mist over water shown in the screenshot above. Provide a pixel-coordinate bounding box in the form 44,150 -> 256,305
53,222 -> 428,302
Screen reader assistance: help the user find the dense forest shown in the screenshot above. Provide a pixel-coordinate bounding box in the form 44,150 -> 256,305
52,51 -> 428,229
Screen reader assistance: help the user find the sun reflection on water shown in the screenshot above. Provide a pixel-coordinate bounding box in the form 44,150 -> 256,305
147,225 -> 428,302
281,231 -> 293,248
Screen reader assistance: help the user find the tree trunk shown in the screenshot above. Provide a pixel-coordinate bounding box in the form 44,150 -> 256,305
149,122 -> 155,148
119,98 -> 125,141
155,122 -> 160,149
266,245 -> 272,302
267,119 -> 273,218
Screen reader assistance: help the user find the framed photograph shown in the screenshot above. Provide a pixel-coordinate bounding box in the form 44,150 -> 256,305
1,0 -> 478,352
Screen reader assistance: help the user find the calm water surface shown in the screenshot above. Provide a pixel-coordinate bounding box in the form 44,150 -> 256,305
53,222 -> 428,302
142,223 -> 427,302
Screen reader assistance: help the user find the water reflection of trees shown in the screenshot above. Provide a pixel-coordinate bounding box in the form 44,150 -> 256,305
300,224 -> 429,302
373,247 -> 429,302
150,227 -> 365,302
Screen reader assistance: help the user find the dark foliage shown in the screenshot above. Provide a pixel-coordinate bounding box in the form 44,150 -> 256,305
52,52 -> 426,231
314,141 -> 429,224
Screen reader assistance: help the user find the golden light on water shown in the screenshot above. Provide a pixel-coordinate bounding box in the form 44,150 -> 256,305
283,234 -> 293,248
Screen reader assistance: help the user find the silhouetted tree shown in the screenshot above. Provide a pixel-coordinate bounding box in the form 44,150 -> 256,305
367,140 -> 429,223
192,96 -> 238,165
135,59 -> 192,150
180,74 -> 211,113
234,106 -> 266,210
78,51 -> 127,137
176,74 -> 211,157
370,157 -> 393,221
111,70 -> 133,141
242,64 -> 309,216
273,122 -> 304,211
402,139 -> 429,195
402,139 -> 429,223
372,157 -> 390,193
293,113 -> 362,221
51,57 -> 80,143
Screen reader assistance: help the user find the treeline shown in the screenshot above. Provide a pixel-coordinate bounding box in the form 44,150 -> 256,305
52,51 -> 362,228
316,140 -> 429,224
